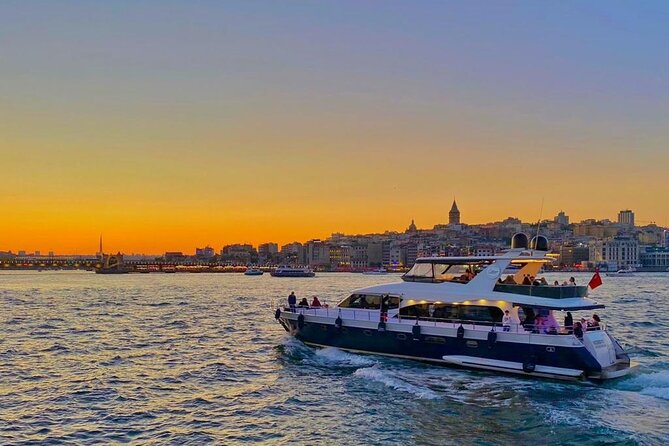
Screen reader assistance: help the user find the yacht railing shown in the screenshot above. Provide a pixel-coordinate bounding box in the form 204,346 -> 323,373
275,299 -> 607,335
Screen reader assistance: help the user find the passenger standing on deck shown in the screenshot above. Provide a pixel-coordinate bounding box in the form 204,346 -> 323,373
502,310 -> 512,332
564,312 -> 574,334
288,291 -> 297,312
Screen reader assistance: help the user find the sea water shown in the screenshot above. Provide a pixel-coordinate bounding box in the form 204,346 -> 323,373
1,271 -> 668,445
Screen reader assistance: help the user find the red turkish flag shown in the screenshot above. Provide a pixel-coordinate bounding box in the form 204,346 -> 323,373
588,271 -> 603,289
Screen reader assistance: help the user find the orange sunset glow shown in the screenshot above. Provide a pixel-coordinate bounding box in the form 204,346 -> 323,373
1,2 -> 668,254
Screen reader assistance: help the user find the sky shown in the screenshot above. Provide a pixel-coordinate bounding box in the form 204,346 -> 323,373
1,1 -> 668,254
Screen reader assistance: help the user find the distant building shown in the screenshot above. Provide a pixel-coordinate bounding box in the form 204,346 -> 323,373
258,243 -> 279,263
305,240 -> 330,267
638,225 -> 665,246
449,200 -> 461,225
640,247 -> 669,270
221,244 -> 256,263
328,245 -> 352,268
472,245 -> 495,257
280,242 -> 305,265
558,245 -> 590,266
351,244 -> 369,269
195,246 -> 216,259
573,222 -> 619,238
165,251 -> 186,261
590,236 -> 639,270
554,211 -> 569,226
406,219 -> 417,233
367,242 -> 383,267
618,209 -> 635,228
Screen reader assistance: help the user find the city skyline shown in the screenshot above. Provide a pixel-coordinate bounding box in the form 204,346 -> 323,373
2,205 -> 665,256
1,1 -> 668,254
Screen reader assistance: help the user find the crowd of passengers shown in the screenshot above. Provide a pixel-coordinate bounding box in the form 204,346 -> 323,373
498,274 -> 578,286
505,308 -> 602,339
451,267 -> 579,287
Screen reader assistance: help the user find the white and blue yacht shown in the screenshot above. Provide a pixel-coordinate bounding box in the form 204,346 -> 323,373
275,234 -> 635,381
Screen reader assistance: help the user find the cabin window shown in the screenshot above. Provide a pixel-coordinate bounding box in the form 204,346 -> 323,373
399,303 -> 503,324
404,263 -> 434,280
338,294 -> 400,310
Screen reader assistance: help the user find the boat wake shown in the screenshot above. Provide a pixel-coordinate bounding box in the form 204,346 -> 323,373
618,370 -> 669,401
353,365 -> 440,400
311,347 -> 377,367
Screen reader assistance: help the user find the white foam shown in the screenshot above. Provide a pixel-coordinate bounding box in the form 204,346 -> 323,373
618,371 -> 669,401
640,386 -> 669,400
313,347 -> 376,367
353,366 -> 439,400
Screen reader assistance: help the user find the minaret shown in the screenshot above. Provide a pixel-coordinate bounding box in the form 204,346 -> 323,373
98,234 -> 103,259
449,200 -> 460,225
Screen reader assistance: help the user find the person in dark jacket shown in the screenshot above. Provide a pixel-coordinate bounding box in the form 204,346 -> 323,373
288,291 -> 297,312
564,312 -> 574,334
298,298 -> 309,308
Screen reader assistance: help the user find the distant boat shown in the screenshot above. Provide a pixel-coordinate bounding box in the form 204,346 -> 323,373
244,267 -> 264,276
95,253 -> 132,274
363,267 -> 389,275
606,267 -> 636,277
270,266 -> 315,278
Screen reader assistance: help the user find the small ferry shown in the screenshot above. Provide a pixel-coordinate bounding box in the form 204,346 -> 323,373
244,267 -> 264,276
271,266 -> 316,278
275,234 -> 635,381
362,267 -> 389,275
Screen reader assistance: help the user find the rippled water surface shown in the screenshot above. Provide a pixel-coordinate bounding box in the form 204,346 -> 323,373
1,271 -> 668,445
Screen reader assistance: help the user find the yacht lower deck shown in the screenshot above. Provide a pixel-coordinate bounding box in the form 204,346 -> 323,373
277,307 -> 633,381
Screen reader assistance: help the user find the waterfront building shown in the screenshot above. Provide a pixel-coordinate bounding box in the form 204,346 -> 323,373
258,243 -> 279,263
351,244 -> 369,269
328,244 -> 352,269
403,242 -> 418,267
590,236 -> 639,270
305,240 -> 330,267
195,246 -> 216,259
558,245 -> 590,266
618,209 -> 635,228
221,244 -> 256,264
366,242 -> 383,267
389,246 -> 403,266
640,247 -> 669,270
280,242 -> 305,265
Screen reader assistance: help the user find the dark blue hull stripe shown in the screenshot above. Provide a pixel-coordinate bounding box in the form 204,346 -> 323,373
280,318 -> 602,375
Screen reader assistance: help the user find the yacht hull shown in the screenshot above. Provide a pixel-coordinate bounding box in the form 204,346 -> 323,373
277,312 -> 632,381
